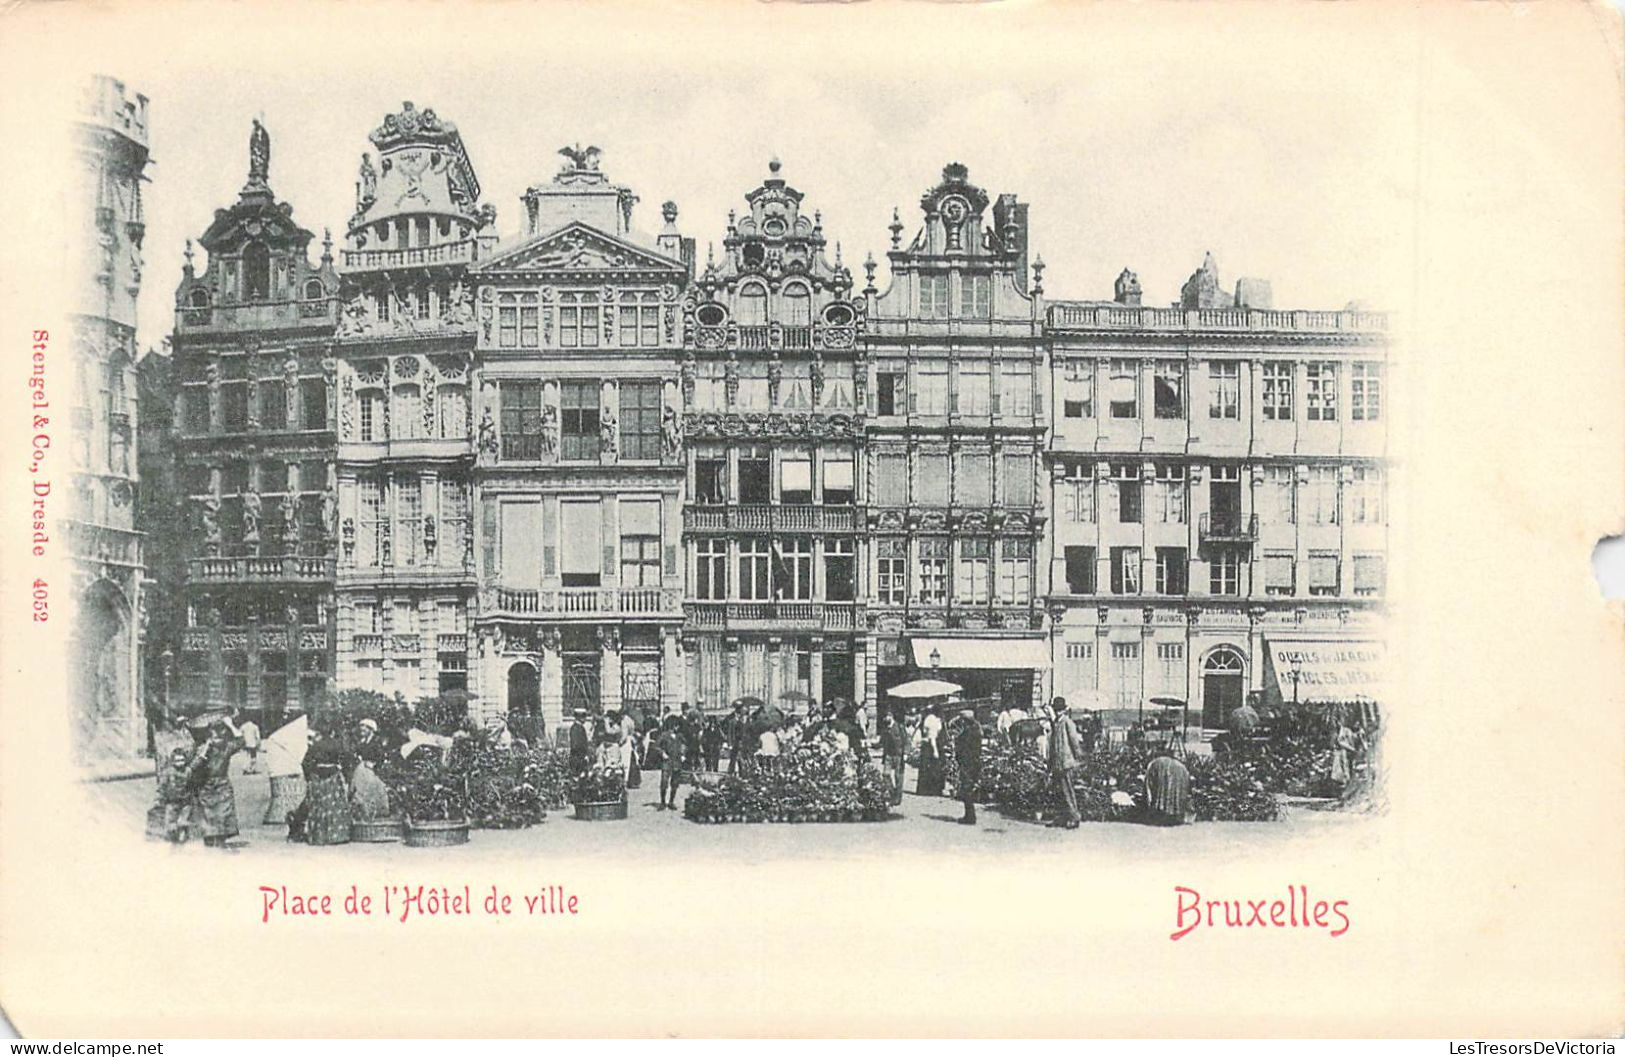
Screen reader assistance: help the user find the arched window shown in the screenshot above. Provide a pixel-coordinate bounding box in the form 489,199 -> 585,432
1204,647 -> 1245,673
243,242 -> 271,301
738,283 -> 767,326
304,278 -> 325,300
782,283 -> 811,326
391,383 -> 421,440
188,288 -> 210,308
1201,646 -> 1247,729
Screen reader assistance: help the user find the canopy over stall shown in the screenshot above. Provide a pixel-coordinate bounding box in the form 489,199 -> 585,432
909,637 -> 1051,670
1264,638 -> 1387,706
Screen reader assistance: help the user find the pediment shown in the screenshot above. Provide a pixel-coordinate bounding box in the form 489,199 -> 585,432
199,197 -> 313,254
474,222 -> 683,278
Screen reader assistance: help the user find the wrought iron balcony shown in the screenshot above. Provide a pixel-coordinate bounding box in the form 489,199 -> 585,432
682,504 -> 859,534
681,600 -> 862,631
1199,513 -> 1259,544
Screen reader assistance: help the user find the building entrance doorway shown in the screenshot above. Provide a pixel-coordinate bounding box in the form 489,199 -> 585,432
1201,647 -> 1246,728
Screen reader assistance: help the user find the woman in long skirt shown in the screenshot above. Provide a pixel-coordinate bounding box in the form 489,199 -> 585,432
1143,755 -> 1191,826
300,731 -> 354,845
189,718 -> 245,848
915,706 -> 946,796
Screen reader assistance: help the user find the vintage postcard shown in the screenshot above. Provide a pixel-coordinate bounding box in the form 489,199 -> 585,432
0,0 -> 1620,1040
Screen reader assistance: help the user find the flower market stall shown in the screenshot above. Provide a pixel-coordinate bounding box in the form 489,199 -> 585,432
683,731 -> 893,823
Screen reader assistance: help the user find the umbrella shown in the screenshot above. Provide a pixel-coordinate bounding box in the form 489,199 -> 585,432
887,678 -> 962,699
731,696 -> 766,711
262,714 -> 310,778
1148,696 -> 1188,740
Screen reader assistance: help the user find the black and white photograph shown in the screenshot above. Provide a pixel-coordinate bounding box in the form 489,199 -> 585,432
0,0 -> 1621,1043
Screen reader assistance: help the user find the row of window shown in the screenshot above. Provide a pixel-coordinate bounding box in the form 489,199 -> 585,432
352,477 -> 471,569
872,362 -> 1036,417
352,384 -> 469,442
872,537 -> 1035,606
687,360 -> 859,414
497,379 -> 662,461
180,377 -> 329,434
692,452 -> 855,505
180,459 -> 328,497
1058,359 -> 1382,423
871,450 -> 1038,508
1055,463 -> 1384,526
496,292 -> 666,350
483,496 -> 668,589
1061,642 -> 1188,662
1057,545 -> 1385,598
916,272 -> 994,320
693,538 -> 859,602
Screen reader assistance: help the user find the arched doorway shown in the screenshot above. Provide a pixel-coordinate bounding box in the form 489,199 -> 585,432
507,661 -> 540,722
71,580 -> 131,761
1201,646 -> 1246,729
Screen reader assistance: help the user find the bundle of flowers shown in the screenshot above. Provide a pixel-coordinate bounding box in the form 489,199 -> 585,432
399,749 -> 468,823
570,763 -> 627,805
1229,734 -> 1332,797
683,745 -> 891,823
461,734 -> 569,829
1187,755 -> 1280,821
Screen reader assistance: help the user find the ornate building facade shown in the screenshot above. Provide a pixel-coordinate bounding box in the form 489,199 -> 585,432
1045,254 -> 1389,728
862,165 -> 1049,710
466,148 -> 691,724
68,76 -> 153,761
330,103 -> 492,707
678,162 -> 867,709
168,120 -> 340,725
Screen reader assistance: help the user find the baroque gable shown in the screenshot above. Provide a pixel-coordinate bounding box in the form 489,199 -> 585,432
473,223 -> 685,282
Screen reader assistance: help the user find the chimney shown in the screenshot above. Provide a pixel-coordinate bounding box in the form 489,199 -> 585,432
993,193 -> 1030,293
656,200 -> 684,261
1180,251 -> 1225,309
1234,277 -> 1273,309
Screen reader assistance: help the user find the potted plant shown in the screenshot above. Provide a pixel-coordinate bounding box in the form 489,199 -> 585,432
400,750 -> 471,846
571,763 -> 628,821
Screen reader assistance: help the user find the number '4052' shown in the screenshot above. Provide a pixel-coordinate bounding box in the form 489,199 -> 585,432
32,579 -> 48,623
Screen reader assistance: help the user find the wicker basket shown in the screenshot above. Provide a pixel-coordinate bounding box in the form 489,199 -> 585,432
573,799 -> 629,821
262,774 -> 306,825
350,818 -> 405,843
403,818 -> 470,847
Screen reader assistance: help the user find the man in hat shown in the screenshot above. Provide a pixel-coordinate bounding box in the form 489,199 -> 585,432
951,707 -> 983,825
568,708 -> 593,774
237,711 -> 262,774
1047,696 -> 1084,829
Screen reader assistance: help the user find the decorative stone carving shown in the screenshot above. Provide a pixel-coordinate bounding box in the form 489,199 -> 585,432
341,517 -> 356,559
661,406 -> 683,458
599,403 -> 618,458
477,406 -> 498,455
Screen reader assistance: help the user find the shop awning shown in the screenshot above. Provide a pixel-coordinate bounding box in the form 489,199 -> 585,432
1264,638 -> 1386,704
911,637 -> 1051,671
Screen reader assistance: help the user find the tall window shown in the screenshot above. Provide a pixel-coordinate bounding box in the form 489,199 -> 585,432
780,456 -> 812,504
1062,360 -> 1094,419
1154,464 -> 1186,523
695,456 -> 727,504
1208,362 -> 1241,419
358,478 -> 384,567
391,383 -> 421,440
917,539 -> 948,604
221,381 -> 248,432
783,284 -> 811,326
243,242 -> 270,301
1308,552 -> 1340,596
260,378 -> 287,431
997,362 -> 1033,417
618,293 -> 660,347
824,538 -> 855,602
777,538 -> 814,600
1265,553 -> 1296,596
696,539 -> 728,600
1001,452 -> 1034,507
560,380 -> 600,461
1061,464 -> 1095,523
437,385 -> 468,440
519,296 -> 539,348
1267,466 -> 1297,524
876,370 -> 906,416
1306,362 -> 1338,421
957,273 -> 991,318
499,295 -> 518,348
499,381 -> 544,460
1154,364 -> 1184,419
358,389 -> 384,442
559,501 -> 602,588
915,452 -> 949,505
919,274 -> 950,318
619,499 -> 661,587
956,362 -> 990,416
1349,465 -> 1384,523
301,377 -> 327,430
738,537 -> 771,600
560,294 -> 601,348
395,476 -> 422,566
1063,545 -> 1095,594
1351,362 -> 1383,421
737,284 -> 767,327
1307,465 -> 1341,525
1155,547 -> 1187,595
739,451 -> 771,503
956,538 -> 992,604
914,364 -> 948,415
1108,360 -> 1138,418
823,457 -> 854,505
1210,548 -> 1242,596
877,539 -> 907,605
619,380 -> 661,461
1263,362 -> 1293,420
1113,463 -> 1142,523
998,538 -> 1031,603
956,451 -> 993,507
874,452 -> 907,506
182,388 -> 209,434
440,479 -> 469,567
1110,547 -> 1141,595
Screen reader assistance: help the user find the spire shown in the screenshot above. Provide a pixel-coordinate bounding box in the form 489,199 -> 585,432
321,227 -> 333,263
863,252 -> 877,295
183,238 -> 195,276
888,207 -> 903,250
1031,254 -> 1045,296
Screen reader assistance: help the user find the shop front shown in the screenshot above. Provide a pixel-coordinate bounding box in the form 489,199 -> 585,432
876,635 -> 1050,712
1262,637 -> 1387,711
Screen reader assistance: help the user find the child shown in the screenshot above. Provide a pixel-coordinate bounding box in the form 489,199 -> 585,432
160,746 -> 197,844
656,720 -> 686,811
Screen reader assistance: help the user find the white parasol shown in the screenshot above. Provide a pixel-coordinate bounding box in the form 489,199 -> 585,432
262,714 -> 309,778
887,678 -> 963,699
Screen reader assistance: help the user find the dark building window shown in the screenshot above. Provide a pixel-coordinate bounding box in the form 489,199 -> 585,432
300,377 -> 327,430
560,380 -> 600,462
695,458 -> 727,504
1064,545 -> 1095,594
824,538 -> 855,602
877,372 -> 905,416
260,381 -> 287,431
1155,547 -> 1188,595
618,380 -> 661,461
500,381 -> 544,460
182,388 -> 209,434
243,242 -> 271,301
738,454 -> 770,504
221,382 -> 248,432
